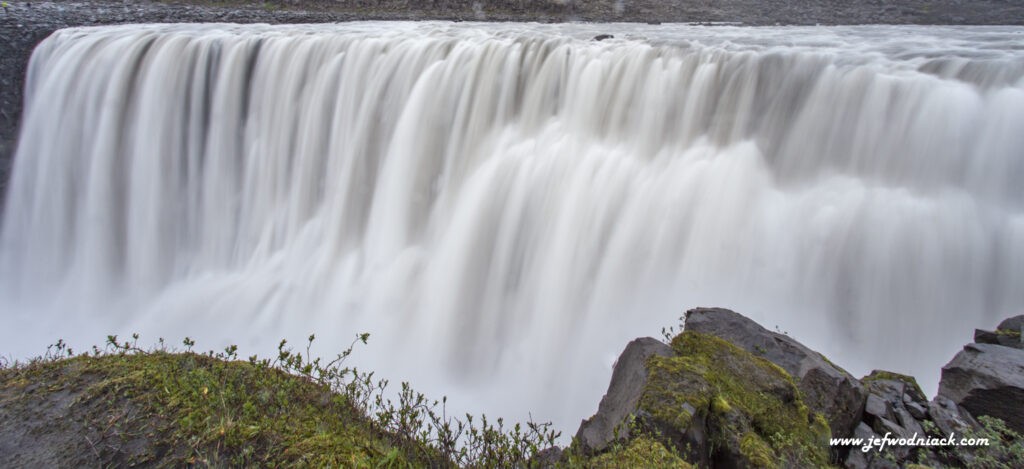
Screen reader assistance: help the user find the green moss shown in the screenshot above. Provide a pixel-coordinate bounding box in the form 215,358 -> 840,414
862,370 -> 925,398
587,436 -> 693,469
712,395 -> 732,414
995,329 -> 1021,338
640,332 -> 831,468
1,352 -> 431,467
740,432 -> 778,469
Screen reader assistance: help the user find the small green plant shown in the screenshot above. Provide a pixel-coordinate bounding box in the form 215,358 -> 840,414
963,416 -> 1024,468
661,314 -> 685,343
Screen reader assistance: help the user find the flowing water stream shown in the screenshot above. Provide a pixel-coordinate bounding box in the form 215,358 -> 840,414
2,22 -> 1023,433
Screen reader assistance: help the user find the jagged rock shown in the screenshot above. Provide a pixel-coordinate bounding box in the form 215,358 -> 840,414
997,315 -> 1024,333
532,446 -> 563,468
928,396 -> 980,436
575,337 -> 673,453
861,371 -> 928,428
974,328 -> 1000,345
865,394 -> 893,422
973,315 -> 1023,349
995,315 -> 1024,349
843,422 -> 899,469
684,307 -> 866,437
903,398 -> 928,420
937,342 -> 1024,433
894,407 -> 924,438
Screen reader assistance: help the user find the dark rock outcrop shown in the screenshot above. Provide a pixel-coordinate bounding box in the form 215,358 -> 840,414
927,395 -> 979,437
683,307 -> 866,438
575,337 -> 673,453
859,371 -> 931,462
576,309 -> 836,468
973,314 -> 1023,349
938,342 -> 1024,433
839,314 -> 1024,469
577,308 -> 1024,469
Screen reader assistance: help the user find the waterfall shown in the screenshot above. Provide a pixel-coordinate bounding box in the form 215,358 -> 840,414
2,22 -> 1023,433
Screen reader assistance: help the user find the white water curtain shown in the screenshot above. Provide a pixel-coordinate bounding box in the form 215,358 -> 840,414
2,22 -> 1023,432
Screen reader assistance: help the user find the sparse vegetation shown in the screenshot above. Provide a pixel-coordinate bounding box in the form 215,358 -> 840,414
3,326 -> 1021,468
0,333 -> 559,467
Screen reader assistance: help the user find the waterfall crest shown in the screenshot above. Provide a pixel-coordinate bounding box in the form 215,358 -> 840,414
3,22 -> 1023,431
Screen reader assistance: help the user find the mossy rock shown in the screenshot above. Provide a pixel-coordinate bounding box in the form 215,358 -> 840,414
862,370 -> 926,400
0,352 -> 433,467
636,332 -> 831,468
584,436 -> 693,468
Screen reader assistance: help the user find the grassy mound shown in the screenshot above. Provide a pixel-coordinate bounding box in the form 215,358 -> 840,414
0,336 -> 559,468
0,348 -> 430,467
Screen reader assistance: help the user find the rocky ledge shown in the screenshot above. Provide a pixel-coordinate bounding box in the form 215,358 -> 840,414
565,308 -> 1024,468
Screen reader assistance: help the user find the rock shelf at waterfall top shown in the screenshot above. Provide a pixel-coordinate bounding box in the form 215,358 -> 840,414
3,308 -> 1023,467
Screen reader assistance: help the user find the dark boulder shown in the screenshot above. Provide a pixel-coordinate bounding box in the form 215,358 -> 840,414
927,395 -> 980,437
937,342 -> 1024,433
640,332 -> 831,468
842,422 -> 897,469
997,315 -> 1024,332
575,337 -> 673,453
972,314 -> 1023,349
684,307 -> 866,438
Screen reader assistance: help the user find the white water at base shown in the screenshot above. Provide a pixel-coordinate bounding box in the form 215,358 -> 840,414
2,22 -> 1024,434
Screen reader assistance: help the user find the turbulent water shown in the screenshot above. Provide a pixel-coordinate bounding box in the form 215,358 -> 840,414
2,22 -> 1023,433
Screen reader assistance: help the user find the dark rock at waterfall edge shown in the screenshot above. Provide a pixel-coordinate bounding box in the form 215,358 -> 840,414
575,337 -> 674,453
573,308 -> 1024,469
683,307 -> 866,439
974,314 -> 1024,349
938,343 -> 1024,434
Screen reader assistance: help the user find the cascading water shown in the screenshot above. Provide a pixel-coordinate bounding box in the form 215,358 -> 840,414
2,22 -> 1023,434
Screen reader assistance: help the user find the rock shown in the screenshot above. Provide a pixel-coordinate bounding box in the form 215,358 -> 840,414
574,337 -> 673,453
857,371 -> 933,464
873,416 -> 906,438
531,446 -> 563,468
997,315 -> 1024,332
974,315 -> 1023,349
592,34 -> 614,41
904,399 -> 928,420
893,406 -> 924,439
864,394 -> 893,422
928,396 -> 979,436
842,422 -> 889,469
639,331 -> 831,468
937,342 -> 1024,433
995,315 -> 1024,349
974,328 -> 1000,345
683,307 -> 866,437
